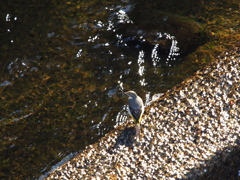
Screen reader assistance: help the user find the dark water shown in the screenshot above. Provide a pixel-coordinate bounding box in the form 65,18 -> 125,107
0,0 -> 209,179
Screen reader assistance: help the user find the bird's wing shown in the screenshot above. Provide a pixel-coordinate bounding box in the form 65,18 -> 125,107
129,105 -> 143,123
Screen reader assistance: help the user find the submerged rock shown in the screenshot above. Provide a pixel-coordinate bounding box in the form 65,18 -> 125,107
44,46 -> 240,179
116,7 -> 208,62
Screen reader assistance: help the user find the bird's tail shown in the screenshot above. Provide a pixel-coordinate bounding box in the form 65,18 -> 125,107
135,123 -> 141,141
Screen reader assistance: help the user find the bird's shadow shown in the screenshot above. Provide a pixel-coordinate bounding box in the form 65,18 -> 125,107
113,126 -> 136,150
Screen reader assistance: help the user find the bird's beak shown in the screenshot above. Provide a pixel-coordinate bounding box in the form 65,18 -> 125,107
123,92 -> 128,96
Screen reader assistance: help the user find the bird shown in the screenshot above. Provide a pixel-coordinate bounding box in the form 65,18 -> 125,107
124,90 -> 144,141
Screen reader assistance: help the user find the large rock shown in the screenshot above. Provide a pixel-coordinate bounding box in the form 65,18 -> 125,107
43,47 -> 240,179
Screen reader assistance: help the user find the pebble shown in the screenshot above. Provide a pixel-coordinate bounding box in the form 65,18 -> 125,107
44,47 -> 240,179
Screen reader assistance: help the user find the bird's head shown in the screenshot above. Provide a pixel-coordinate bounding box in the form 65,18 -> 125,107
124,90 -> 138,99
